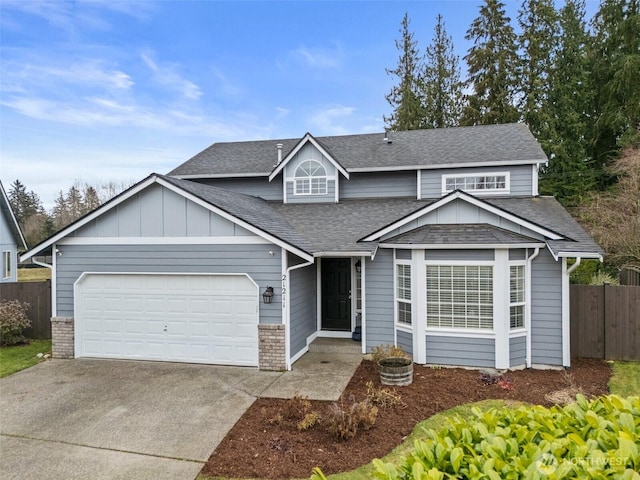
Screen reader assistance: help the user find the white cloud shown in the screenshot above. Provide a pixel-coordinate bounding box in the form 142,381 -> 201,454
141,52 -> 202,100
308,105 -> 356,135
290,45 -> 343,69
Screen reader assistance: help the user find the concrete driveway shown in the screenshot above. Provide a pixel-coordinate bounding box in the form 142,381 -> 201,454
0,359 -> 282,480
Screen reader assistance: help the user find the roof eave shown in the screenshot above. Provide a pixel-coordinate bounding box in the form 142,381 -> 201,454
379,242 -> 546,250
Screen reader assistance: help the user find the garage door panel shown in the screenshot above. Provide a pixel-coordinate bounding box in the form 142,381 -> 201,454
77,274 -> 259,366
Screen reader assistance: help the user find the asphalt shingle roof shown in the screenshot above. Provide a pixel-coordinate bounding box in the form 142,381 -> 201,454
382,224 -> 543,246
169,123 -> 547,177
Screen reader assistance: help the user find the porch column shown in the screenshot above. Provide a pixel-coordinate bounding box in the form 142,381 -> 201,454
494,249 -> 510,369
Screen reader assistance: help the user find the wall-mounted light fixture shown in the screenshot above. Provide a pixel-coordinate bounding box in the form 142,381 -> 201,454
262,286 -> 274,304
355,260 -> 362,273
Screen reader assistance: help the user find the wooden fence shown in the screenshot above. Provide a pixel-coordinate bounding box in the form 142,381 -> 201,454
0,280 -> 52,339
570,284 -> 640,361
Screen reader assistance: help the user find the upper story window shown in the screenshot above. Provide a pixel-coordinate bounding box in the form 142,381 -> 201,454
442,172 -> 510,195
294,160 -> 327,195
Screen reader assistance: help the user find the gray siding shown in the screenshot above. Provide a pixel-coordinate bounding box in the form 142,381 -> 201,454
420,165 -> 534,198
0,213 -> 18,282
74,184 -> 252,237
341,171 -> 416,199
530,248 -> 563,365
510,336 -> 526,367
426,335 -> 495,367
396,329 -> 412,356
509,249 -> 527,261
285,179 -> 336,204
56,244 -> 282,324
196,177 -> 282,201
289,262 -> 317,358
396,249 -> 411,260
364,249 -> 395,351
425,249 -> 495,261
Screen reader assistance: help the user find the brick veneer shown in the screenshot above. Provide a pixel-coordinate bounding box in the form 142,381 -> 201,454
51,317 -> 74,359
258,324 -> 286,371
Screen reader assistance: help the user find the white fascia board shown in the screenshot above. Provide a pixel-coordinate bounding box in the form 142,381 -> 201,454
20,175 -> 158,262
553,250 -> 604,261
58,236 -> 270,246
171,173 -> 270,179
347,158 -> 547,173
379,242 -> 546,250
269,134 -> 349,181
155,177 -> 314,262
362,190 -> 564,242
313,251 -> 374,258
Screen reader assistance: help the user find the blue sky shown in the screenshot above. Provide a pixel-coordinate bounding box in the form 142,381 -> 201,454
0,0 -> 598,209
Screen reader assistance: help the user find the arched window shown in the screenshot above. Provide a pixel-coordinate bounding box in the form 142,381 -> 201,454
294,160 -> 327,195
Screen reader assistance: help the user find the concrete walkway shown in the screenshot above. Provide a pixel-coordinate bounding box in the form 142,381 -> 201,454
0,342 -> 363,480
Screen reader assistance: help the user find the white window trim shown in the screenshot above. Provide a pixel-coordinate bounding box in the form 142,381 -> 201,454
425,262 -> 495,332
394,259 -> 412,328
441,171 -> 511,196
3,251 -> 11,279
293,160 -> 328,196
509,262 -> 526,330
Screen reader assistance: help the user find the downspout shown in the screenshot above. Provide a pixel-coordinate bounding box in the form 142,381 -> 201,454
525,248 -> 540,368
284,257 -> 314,371
562,257 -> 581,367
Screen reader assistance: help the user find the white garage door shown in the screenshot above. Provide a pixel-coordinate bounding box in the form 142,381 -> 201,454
75,273 -> 259,366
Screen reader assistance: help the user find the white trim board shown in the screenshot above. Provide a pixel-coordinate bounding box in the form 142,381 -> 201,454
58,236 -> 271,246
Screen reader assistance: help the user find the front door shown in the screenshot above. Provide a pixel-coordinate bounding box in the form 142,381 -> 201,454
321,258 -> 352,331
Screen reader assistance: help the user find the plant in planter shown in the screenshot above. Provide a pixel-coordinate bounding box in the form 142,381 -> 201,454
371,344 -> 413,386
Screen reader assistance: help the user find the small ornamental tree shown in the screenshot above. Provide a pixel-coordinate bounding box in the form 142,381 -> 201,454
0,299 -> 31,346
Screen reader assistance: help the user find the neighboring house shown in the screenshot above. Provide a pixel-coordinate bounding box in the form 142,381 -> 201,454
20,123 -> 602,371
1,180 -> 27,283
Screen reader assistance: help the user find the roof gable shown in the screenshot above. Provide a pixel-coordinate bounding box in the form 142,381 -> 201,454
361,190 -> 564,243
0,180 -> 27,250
268,133 -> 349,181
21,175 -> 314,262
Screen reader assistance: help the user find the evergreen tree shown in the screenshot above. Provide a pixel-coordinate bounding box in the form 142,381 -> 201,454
540,0 -> 597,204
82,186 -> 101,214
384,13 -> 425,131
517,0 -> 558,147
52,191 -> 71,231
461,0 -> 520,125
8,180 -> 41,225
66,186 -> 83,220
421,14 -> 464,128
589,0 -> 640,176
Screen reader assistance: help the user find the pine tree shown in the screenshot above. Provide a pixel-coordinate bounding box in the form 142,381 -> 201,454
540,0 -> 597,204
82,186 -> 101,213
384,13 -> 425,131
421,14 -> 464,128
52,191 -> 71,230
517,0 -> 558,147
589,0 -> 640,177
461,0 -> 520,125
8,180 -> 41,225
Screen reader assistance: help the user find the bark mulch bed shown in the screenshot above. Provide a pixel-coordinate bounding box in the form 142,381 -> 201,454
202,358 -> 611,480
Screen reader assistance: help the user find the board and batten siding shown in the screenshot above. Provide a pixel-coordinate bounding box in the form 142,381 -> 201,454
426,335 -> 495,368
56,244 -> 282,324
289,262 -> 317,358
341,171 -> 416,199
196,177 -> 283,201
364,249 -> 395,351
530,248 -> 563,365
72,184 -> 253,238
420,165 -> 535,198
396,329 -> 412,356
509,336 -> 526,367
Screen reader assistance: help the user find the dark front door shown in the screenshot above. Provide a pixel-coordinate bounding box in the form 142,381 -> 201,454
321,258 -> 351,331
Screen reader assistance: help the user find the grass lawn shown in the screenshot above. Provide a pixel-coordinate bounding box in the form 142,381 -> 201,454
17,267 -> 51,282
0,339 -> 52,378
608,360 -> 640,397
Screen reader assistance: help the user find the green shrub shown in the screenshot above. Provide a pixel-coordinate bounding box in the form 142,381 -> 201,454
0,300 -> 31,346
368,395 -> 640,479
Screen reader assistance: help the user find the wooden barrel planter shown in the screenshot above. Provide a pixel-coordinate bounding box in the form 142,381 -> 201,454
378,357 -> 413,386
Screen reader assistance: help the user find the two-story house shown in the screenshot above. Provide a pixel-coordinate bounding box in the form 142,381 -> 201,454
21,123 -> 602,371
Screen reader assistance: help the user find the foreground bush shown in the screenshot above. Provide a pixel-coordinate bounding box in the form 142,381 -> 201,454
0,300 -> 31,346
312,395 -> 640,479
370,395 -> 640,479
